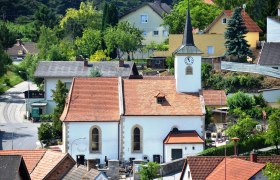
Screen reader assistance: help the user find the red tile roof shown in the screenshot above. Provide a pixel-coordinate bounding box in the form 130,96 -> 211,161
60,77 -> 120,122
223,10 -> 262,32
206,158 -> 265,180
205,10 -> 262,33
186,156 -> 224,180
123,79 -> 204,116
0,150 -> 46,173
202,90 -> 227,106
164,131 -> 204,144
238,156 -> 280,164
30,150 -> 74,180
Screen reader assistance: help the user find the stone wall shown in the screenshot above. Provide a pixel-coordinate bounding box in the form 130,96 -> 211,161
159,157 -> 185,176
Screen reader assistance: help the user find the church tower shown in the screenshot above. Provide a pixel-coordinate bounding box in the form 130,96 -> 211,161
173,1 -> 202,93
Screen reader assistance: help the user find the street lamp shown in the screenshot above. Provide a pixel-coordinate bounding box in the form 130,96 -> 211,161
19,71 -> 30,119
70,137 -> 86,156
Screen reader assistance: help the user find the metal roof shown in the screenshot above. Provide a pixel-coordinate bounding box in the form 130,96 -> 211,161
34,61 -> 136,78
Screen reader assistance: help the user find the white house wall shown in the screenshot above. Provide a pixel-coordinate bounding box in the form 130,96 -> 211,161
122,116 -> 204,163
45,77 -> 73,101
120,5 -> 169,45
164,144 -> 204,162
175,55 -> 202,93
64,122 -> 119,163
183,164 -> 192,180
261,89 -> 280,103
267,18 -> 280,42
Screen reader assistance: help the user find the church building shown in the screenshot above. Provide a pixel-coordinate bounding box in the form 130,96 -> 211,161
60,5 -> 206,164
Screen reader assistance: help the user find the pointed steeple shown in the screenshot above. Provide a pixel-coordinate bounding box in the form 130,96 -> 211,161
173,0 -> 202,55
182,0 -> 194,46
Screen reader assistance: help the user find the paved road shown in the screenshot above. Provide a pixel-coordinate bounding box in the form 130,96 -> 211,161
0,81 -> 40,150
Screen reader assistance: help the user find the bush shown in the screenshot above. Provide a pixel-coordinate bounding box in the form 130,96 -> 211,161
200,135 -> 268,156
38,123 -> 53,143
139,162 -> 160,180
227,91 -> 255,111
40,114 -> 52,122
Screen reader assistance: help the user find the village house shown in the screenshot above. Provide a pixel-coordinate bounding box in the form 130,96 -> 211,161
119,0 -> 171,45
33,60 -> 138,117
60,6 -> 206,164
180,152 -> 280,180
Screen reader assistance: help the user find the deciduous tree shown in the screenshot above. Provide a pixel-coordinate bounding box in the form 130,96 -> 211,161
263,162 -> 280,180
163,0 -> 221,33
265,110 -> 280,154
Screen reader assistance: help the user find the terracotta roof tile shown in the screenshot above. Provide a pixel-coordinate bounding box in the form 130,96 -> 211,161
206,158 -> 265,180
30,150 -> 71,180
187,156 -> 224,180
238,155 -> 280,164
223,10 -> 262,32
205,10 -> 262,33
61,77 -> 120,122
202,90 -> 227,106
123,79 -> 204,116
164,130 -> 204,144
0,150 -> 46,173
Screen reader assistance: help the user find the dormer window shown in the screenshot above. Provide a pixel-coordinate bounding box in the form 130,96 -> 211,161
155,91 -> 166,104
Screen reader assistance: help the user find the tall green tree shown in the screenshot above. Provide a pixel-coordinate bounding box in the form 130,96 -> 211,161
163,0 -> 221,33
34,5 -> 57,29
37,26 -> 59,59
75,29 -> 102,58
104,21 -> 143,60
0,47 -> 12,76
226,116 -> 258,142
227,91 -> 255,111
224,7 -> 252,61
51,80 -> 68,139
59,1 -> 102,38
265,110 -> 280,155
0,23 -> 16,50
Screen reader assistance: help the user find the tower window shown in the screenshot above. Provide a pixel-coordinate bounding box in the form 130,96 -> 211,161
185,66 -> 193,75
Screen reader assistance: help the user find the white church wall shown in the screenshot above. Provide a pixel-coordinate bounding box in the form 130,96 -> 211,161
122,116 -> 204,163
65,122 -> 119,163
175,55 -> 201,92
164,144 -> 204,162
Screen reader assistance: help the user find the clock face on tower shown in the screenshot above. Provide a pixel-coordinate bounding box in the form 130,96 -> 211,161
184,56 -> 194,65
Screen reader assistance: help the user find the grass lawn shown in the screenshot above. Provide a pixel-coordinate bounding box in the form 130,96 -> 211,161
0,70 -> 23,93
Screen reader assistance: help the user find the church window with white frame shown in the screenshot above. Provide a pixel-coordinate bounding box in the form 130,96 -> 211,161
90,126 -> 101,152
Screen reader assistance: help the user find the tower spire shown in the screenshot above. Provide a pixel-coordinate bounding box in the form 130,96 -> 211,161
182,0 -> 194,46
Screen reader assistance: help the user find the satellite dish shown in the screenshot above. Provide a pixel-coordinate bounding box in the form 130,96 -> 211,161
243,4 -> 246,9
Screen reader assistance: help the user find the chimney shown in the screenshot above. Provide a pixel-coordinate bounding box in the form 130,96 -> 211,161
84,59 -> 88,67
76,55 -> 84,61
76,154 -> 85,167
16,39 -> 22,46
250,150 -> 257,162
119,60 -> 124,67
231,137 -> 240,156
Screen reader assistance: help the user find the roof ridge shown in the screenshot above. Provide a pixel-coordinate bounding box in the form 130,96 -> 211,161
60,77 -> 75,122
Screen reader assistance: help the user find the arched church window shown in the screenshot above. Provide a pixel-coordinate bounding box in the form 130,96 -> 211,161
185,66 -> 193,75
133,127 -> 141,151
91,127 -> 101,151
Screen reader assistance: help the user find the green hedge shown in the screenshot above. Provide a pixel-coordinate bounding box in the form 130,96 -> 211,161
200,135 -> 270,156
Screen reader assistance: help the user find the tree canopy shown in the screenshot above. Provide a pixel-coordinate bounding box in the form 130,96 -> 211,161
265,109 -> 280,154
163,0 -> 221,33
